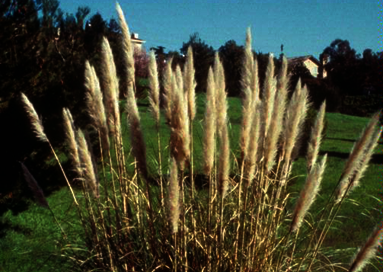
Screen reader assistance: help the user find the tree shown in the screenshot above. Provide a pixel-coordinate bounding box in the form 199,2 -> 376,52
180,33 -> 215,93
218,40 -> 243,96
84,12 -> 107,57
322,39 -> 361,96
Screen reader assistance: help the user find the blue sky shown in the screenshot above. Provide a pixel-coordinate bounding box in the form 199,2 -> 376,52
59,0 -> 381,58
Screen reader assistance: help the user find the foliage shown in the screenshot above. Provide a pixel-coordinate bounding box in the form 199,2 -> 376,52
218,40 -> 243,96
322,39 -> 383,115
180,32 -> 215,93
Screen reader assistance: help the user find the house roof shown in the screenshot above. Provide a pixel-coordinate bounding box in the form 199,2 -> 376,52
131,38 -> 145,44
287,55 -> 321,66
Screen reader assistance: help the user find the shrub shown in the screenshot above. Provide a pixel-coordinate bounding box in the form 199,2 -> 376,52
20,4 -> 383,271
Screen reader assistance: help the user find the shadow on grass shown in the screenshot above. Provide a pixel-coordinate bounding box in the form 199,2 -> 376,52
326,137 -> 358,143
319,151 -> 383,164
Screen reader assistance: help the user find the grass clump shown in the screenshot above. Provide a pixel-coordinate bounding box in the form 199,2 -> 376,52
19,4 -> 383,271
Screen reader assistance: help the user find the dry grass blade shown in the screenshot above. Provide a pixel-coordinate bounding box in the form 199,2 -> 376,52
20,162 -> 49,208
349,225 -> 383,272
307,101 -> 326,172
20,93 -> 48,142
291,154 -> 327,232
148,50 -> 160,123
203,67 -> 216,176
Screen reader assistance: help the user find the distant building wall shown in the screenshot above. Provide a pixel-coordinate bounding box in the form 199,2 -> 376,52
303,59 -> 318,78
131,33 -> 145,51
288,55 -> 327,78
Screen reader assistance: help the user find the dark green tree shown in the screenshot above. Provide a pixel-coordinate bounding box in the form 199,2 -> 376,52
84,12 -> 107,57
180,33 -> 215,93
218,40 -> 243,96
322,39 -> 362,96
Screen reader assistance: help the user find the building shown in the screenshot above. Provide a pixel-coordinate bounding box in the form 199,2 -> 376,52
287,55 -> 328,78
131,33 -> 145,51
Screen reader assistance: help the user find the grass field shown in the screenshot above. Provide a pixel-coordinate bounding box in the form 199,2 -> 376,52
1,93 -> 382,271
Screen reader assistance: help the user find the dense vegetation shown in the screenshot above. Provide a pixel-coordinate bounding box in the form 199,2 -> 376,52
0,2 -> 382,264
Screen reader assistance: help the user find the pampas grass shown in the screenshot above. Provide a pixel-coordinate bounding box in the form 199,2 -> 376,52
76,129 -> 99,197
306,101 -> 326,172
290,154 -> 327,232
203,67 -> 216,176
184,46 -> 196,122
336,112 -> 381,203
84,61 -> 110,154
62,108 -> 82,177
148,51 -> 160,124
163,57 -> 174,125
20,162 -> 49,209
21,93 -> 48,143
349,225 -> 383,272
21,6 -> 383,271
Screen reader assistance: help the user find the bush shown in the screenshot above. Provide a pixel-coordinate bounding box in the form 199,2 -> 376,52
341,94 -> 383,117
19,5 -> 383,271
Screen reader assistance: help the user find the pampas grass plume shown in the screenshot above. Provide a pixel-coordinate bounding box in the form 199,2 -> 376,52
20,162 -> 49,208
84,61 -> 110,153
163,57 -> 174,125
148,50 -> 160,123
63,108 -> 82,176
219,123 -> 230,199
126,83 -> 148,179
203,67 -> 216,176
214,52 -> 227,133
168,156 -> 180,233
21,93 -> 48,142
336,121 -> 381,203
291,154 -> 327,232
116,2 -> 135,87
349,225 -> 383,272
184,46 -> 196,121
100,37 -> 121,137
76,129 -> 99,197
337,112 -> 380,192
307,101 -> 326,172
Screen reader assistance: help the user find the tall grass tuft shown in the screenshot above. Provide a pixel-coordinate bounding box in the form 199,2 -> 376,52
21,5 -> 383,271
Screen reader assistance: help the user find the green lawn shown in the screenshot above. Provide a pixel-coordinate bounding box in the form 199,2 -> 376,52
1,94 -> 382,271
